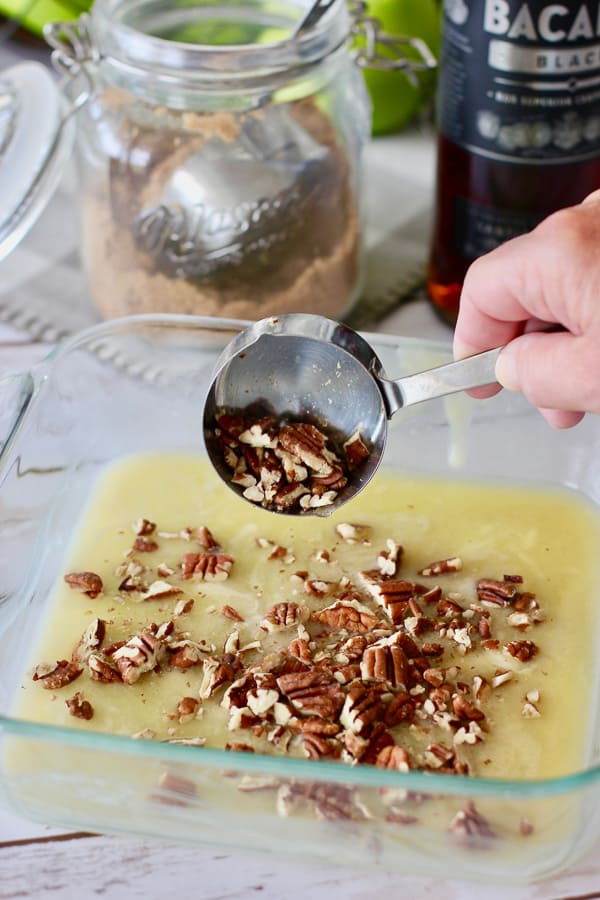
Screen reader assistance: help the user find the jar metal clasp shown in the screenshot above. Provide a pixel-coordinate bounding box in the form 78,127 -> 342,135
43,14 -> 97,113
349,0 -> 437,86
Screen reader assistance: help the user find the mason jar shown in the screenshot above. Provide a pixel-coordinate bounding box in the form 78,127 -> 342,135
40,0 -> 435,322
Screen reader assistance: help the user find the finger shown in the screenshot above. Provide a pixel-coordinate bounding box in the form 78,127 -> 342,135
495,330 -> 600,414
453,232 -> 557,360
539,408 -> 585,429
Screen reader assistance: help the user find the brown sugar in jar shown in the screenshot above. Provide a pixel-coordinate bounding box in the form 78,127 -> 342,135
80,93 -> 362,321
58,0 -> 375,323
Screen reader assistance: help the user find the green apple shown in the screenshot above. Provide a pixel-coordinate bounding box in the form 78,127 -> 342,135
359,0 -> 441,136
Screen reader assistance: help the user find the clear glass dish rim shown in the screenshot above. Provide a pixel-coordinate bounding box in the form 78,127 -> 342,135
2,311 -> 597,804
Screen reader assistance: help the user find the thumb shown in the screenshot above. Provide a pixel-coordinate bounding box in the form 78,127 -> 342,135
495,330 -> 600,415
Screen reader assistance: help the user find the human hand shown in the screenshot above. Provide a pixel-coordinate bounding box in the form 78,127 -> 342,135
453,190 -> 600,428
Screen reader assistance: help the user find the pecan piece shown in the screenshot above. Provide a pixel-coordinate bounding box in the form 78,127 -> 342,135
302,733 -> 338,759
133,536 -> 159,553
88,651 -> 122,683
132,518 -> 156,536
343,431 -> 370,471
334,522 -> 372,544
339,683 -> 384,735
449,801 -> 495,842
477,578 -> 518,606
278,423 -> 334,475
419,557 -> 462,576
33,659 -> 82,690
276,669 -> 344,720
176,696 -> 200,723
64,571 -> 103,598
261,601 -> 306,631
169,639 -> 208,669
360,636 -> 410,689
199,657 -> 235,698
181,552 -> 233,581
312,599 -> 380,634
112,630 -> 167,684
358,571 -> 414,624
72,618 -> 106,665
505,639 -> 538,662
376,745 -> 410,772
65,691 -> 94,720
222,604 -> 244,622
452,693 -> 485,722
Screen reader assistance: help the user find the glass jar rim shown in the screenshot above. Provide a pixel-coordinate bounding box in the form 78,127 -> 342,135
89,0 -> 354,84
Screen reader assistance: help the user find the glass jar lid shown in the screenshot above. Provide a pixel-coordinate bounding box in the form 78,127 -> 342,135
0,61 -> 75,263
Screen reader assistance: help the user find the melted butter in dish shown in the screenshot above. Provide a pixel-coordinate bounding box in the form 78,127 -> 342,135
15,453 -> 600,782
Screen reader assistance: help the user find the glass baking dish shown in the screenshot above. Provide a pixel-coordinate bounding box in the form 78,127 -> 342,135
1,313 -> 600,884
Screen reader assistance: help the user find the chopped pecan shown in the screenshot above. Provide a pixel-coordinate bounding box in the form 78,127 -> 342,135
384,692 -> 415,726
448,801 -> 495,841
222,604 -> 244,622
181,552 -> 233,581
477,578 -> 518,606
290,716 -> 340,736
343,431 -> 370,470
376,745 -> 410,772
377,540 -> 403,576
336,634 -> 368,663
174,597 -> 194,616
33,659 -> 82,690
112,629 -> 167,684
287,637 -> 312,662
72,618 -> 106,665
176,696 -> 200,722
169,639 -> 208,669
358,571 -> 414,624
302,733 -> 338,759
304,579 -> 332,598
312,599 -> 380,633
310,466 -> 347,494
452,693 -> 485,722
132,518 -> 156,536
133,536 -> 159,553
360,636 -> 410,689
197,525 -> 220,550
142,580 -> 183,601
64,571 -> 103,598
505,639 -> 538,662
276,669 -> 344,720
339,682 -> 384,735
65,691 -> 94,720
419,557 -> 462,576
199,657 -> 235,698
273,482 -> 310,509
261,601 -> 305,631
88,651 -> 122,683
334,522 -> 372,544
278,423 -> 333,476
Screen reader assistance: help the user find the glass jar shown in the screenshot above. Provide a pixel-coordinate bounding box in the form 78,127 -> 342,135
43,0 -> 435,322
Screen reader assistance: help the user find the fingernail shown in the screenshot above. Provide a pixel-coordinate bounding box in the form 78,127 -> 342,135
495,345 -> 519,391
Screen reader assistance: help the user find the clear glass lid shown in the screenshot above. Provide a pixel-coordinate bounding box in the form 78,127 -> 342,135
0,61 -> 74,263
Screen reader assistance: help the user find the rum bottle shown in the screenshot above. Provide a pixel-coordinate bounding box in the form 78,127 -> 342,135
427,0 -> 600,323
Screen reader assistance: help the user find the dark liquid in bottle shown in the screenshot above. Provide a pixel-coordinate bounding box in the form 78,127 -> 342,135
427,135 -> 600,325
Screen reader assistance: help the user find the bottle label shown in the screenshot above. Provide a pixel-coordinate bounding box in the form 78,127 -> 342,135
453,196 -> 544,258
440,0 -> 600,164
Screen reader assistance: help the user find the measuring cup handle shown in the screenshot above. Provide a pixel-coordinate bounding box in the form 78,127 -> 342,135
379,347 -> 503,417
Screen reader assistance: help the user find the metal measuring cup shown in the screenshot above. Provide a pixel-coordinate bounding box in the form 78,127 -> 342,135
202,314 -> 502,515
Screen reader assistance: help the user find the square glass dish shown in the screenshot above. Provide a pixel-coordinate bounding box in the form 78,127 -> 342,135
1,313 -> 600,884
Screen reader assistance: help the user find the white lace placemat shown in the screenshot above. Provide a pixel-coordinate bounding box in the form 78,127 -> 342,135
0,93 -> 436,343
